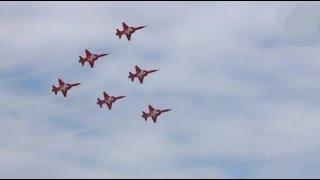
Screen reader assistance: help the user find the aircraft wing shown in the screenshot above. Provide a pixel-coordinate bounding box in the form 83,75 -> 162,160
148,105 -> 155,112
58,79 -> 65,86
126,33 -> 131,41
151,115 -> 157,123
107,103 -> 112,110
138,77 -> 144,84
103,92 -> 109,100
122,22 -> 129,30
85,49 -> 92,58
89,61 -> 95,68
62,90 -> 67,97
135,65 -> 141,73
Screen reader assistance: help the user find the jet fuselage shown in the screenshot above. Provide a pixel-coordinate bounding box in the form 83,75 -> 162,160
126,27 -> 135,34
137,70 -> 147,78
105,96 -> 115,104
88,54 -> 98,62
151,109 -> 161,118
60,84 -> 71,92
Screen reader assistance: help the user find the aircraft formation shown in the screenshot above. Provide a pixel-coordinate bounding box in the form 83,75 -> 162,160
51,22 -> 171,123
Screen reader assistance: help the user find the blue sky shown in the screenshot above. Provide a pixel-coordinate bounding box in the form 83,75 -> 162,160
1,2 -> 320,178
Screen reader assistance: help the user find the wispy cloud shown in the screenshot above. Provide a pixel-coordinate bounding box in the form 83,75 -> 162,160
0,2 -> 320,178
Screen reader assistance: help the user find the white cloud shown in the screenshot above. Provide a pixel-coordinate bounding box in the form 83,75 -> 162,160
1,2 -> 320,178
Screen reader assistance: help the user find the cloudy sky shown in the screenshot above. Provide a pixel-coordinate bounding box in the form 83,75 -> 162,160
1,1 -> 320,178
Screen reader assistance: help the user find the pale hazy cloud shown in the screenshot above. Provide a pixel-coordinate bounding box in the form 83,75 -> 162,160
0,2 -> 320,178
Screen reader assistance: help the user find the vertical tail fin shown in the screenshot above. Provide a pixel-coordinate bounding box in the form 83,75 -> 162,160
79,56 -> 85,66
142,111 -> 148,121
128,72 -> 134,82
116,29 -> 122,39
52,85 -> 58,95
97,98 -> 103,108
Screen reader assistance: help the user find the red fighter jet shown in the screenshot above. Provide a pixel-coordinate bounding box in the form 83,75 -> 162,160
116,22 -> 146,41
97,92 -> 126,110
142,105 -> 172,123
79,49 -> 109,68
52,79 -> 81,97
128,65 -> 159,84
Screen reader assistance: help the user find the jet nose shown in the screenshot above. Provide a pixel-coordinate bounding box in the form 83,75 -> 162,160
136,26 -> 147,30
162,109 -> 172,113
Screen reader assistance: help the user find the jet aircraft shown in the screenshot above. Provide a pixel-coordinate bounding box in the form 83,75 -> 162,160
116,22 -> 146,41
79,49 -> 109,68
97,92 -> 126,110
142,105 -> 172,123
128,65 -> 158,84
52,79 -> 81,97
